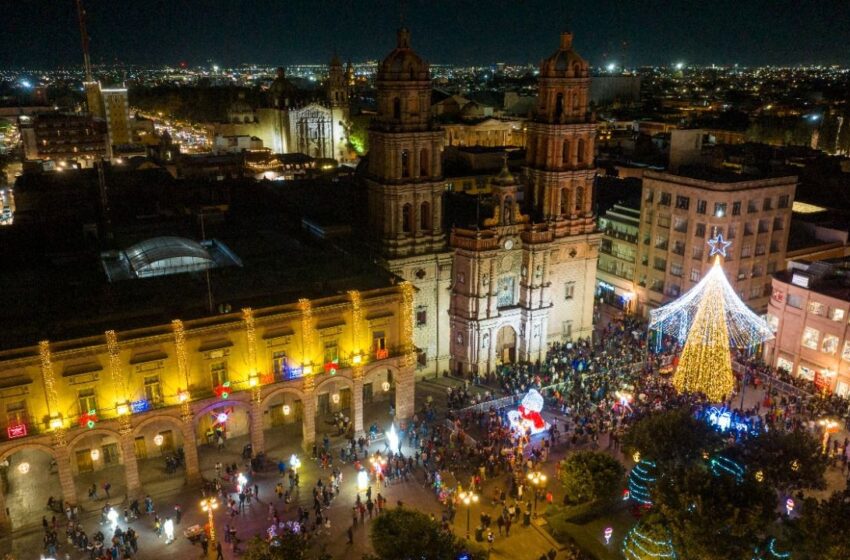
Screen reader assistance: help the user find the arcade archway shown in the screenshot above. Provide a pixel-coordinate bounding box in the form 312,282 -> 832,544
496,325 -> 518,364
0,444 -> 61,530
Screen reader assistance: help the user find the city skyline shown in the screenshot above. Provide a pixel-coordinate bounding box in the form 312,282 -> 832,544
3,0 -> 850,69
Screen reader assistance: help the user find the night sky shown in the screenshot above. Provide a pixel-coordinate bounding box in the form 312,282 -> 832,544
3,0 -> 850,68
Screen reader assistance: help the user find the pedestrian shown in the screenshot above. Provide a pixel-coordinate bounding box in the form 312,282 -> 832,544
347,525 -> 354,544
103,481 -> 111,499
254,483 -> 259,500
216,540 -> 224,560
201,534 -> 209,555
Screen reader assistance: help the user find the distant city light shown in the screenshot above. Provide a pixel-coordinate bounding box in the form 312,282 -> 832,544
675,62 -> 685,70
212,65 -> 219,72
606,63 -> 617,72
19,79 -> 32,89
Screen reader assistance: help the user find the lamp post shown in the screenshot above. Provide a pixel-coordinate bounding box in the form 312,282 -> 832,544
200,496 -> 219,555
527,470 -> 547,518
458,490 -> 479,540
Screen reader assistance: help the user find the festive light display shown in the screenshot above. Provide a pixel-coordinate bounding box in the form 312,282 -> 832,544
507,389 -> 550,434
105,330 -> 127,405
214,382 -> 232,399
628,460 -> 657,506
622,523 -> 677,560
7,423 -> 27,439
386,424 -> 401,454
753,538 -> 792,560
649,255 -> 773,402
79,410 -> 99,429
298,299 -> 315,368
401,281 -> 415,367
357,469 -> 368,491
17,462 -> 30,474
709,455 -> 745,483
348,290 -> 363,359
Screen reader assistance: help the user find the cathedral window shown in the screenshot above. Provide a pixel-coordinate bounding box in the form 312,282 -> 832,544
401,150 -> 410,178
555,93 -> 564,120
392,97 -> 401,120
560,188 -> 570,215
420,201 -> 431,231
402,204 -> 412,233
573,63 -> 582,77
419,148 -> 429,177
497,276 -> 517,308
503,197 -> 513,225
562,139 -> 571,167
574,186 -> 584,214
576,138 -> 586,164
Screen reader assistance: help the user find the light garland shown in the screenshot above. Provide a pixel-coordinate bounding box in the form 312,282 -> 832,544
400,281 -> 415,367
752,538 -> 792,560
622,523 -> 677,560
709,455 -> 745,483
242,307 -> 261,402
39,340 -> 66,443
650,257 -> 772,401
348,290 -> 363,359
172,319 -> 192,420
298,299 -> 314,369
105,330 -> 127,406
628,460 -> 657,506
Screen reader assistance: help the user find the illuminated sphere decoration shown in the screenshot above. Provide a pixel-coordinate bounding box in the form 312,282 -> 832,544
153,434 -> 164,446
216,412 -> 229,424
282,404 -> 291,416
17,462 -> 30,474
90,449 -> 100,461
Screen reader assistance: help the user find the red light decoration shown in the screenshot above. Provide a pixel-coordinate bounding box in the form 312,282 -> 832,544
375,348 -> 389,360
79,410 -> 99,429
214,381 -> 231,400
6,423 -> 27,439
324,360 -> 339,375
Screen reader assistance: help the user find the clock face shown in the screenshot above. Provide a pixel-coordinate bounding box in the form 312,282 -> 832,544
504,239 -> 514,251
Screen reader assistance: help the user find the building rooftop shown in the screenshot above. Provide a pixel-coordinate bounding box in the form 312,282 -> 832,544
774,259 -> 850,303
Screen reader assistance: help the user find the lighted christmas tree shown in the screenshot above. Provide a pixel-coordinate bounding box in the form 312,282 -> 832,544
622,520 -> 677,560
649,234 -> 774,402
628,459 -> 657,506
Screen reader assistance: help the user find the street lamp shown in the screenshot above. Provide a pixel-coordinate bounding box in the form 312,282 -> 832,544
200,496 -> 219,554
458,490 -> 479,539
527,471 -> 547,517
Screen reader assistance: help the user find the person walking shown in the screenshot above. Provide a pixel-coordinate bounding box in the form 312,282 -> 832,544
216,540 -> 224,560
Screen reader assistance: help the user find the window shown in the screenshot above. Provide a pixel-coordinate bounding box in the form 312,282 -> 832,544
562,140 -> 571,165
695,223 -> 706,238
659,192 -> 671,206
762,198 -> 773,211
402,203 -> 412,233
758,219 -> 770,234
843,341 -> 850,362
776,357 -> 793,372
831,308 -> 846,322
416,306 -> 427,327
737,267 -> 749,280
457,272 -> 465,284
143,375 -> 162,404
696,200 -> 707,214
773,217 -> 784,231
748,200 -> 758,213
576,138 -> 586,164
752,263 -> 763,277
392,97 -> 401,120
574,186 -> 584,213
692,246 -> 704,260
673,217 -> 688,233
801,327 -> 819,350
555,93 -> 564,119
808,301 -> 825,316
675,196 -> 690,210
766,314 -> 779,333
778,195 -> 790,209
822,335 -> 839,355
78,388 -> 98,415
419,148 -> 429,176
727,224 -> 737,240
755,243 -> 765,256
5,400 -> 28,427
744,222 -> 755,236
798,365 -> 815,381
417,350 -> 427,367
420,201 -> 431,231
372,331 -> 387,359
645,189 -> 654,203
324,340 -> 339,364
714,202 -> 727,217
563,321 -> 573,339
497,276 -> 516,307
401,150 -> 410,178
565,282 -> 575,300
272,351 -> 288,377
787,294 -> 803,309
690,268 -> 700,282
210,361 -> 228,387
750,286 -> 762,299
670,263 -> 683,277
741,244 -> 751,257
767,261 -> 777,274
732,201 -> 741,216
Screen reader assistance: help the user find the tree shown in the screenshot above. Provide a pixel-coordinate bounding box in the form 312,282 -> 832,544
622,409 -> 722,468
558,451 -> 624,505
787,490 -> 850,560
653,462 -> 776,560
242,531 -> 308,560
370,507 -> 486,560
621,515 -> 677,560
740,429 -> 827,491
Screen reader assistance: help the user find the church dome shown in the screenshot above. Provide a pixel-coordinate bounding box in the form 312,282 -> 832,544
540,32 -> 588,78
378,28 -> 429,81
492,158 -> 517,187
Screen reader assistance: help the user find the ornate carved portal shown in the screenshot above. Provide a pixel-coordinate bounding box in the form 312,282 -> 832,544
294,107 -> 333,159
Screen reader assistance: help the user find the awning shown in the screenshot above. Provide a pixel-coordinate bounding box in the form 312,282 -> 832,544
316,319 -> 346,331
198,339 -> 234,353
262,327 -> 295,340
365,311 -> 394,321
129,351 -> 168,365
62,363 -> 103,377
0,376 -> 33,389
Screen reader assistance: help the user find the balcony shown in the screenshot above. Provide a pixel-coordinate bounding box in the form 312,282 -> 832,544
603,228 -> 638,244
599,245 -> 635,263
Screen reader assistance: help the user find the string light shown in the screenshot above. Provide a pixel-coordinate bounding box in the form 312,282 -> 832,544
622,523 -> 677,559
105,330 -> 127,407
39,341 -> 61,431
348,290 -> 363,359
298,299 -> 314,369
650,257 -> 772,402
628,460 -> 657,506
401,281 -> 415,367
709,455 -> 745,483
172,320 -> 192,420
242,308 -> 260,401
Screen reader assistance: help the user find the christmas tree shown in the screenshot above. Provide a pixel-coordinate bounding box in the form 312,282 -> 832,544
649,234 -> 774,402
628,459 -> 657,506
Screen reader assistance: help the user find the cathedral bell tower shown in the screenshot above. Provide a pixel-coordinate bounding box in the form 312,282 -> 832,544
327,54 -> 348,107
365,28 -> 445,258
525,32 -> 595,235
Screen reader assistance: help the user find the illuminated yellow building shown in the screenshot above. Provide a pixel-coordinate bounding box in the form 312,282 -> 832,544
101,87 -> 132,148
0,285 -> 414,530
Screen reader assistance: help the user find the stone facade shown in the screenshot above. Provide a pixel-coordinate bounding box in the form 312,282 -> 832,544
0,286 -> 413,530
448,33 -> 601,377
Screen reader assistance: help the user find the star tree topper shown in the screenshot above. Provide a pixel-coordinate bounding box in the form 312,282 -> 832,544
707,233 -> 732,257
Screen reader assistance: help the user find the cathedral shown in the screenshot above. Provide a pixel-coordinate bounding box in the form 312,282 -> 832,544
218,59 -> 352,162
362,29 -> 600,379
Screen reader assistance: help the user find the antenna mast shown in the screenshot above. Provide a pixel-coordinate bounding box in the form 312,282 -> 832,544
76,0 -> 94,82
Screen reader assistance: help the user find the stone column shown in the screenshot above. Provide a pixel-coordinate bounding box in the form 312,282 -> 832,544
301,377 -> 316,451
119,427 -> 142,499
394,361 -> 416,423
249,397 -> 265,456
180,422 -> 201,484
352,366 -> 364,437
0,478 -> 10,531
54,444 -> 78,507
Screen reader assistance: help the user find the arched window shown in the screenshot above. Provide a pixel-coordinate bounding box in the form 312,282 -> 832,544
402,204 -> 412,233
392,97 -> 401,120
573,63 -> 582,77
503,197 -> 513,225
560,188 -> 570,215
574,186 -> 584,214
562,140 -> 571,167
555,93 -> 564,120
420,201 -> 431,231
401,150 -> 410,178
576,138 -> 586,164
419,148 -> 429,177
